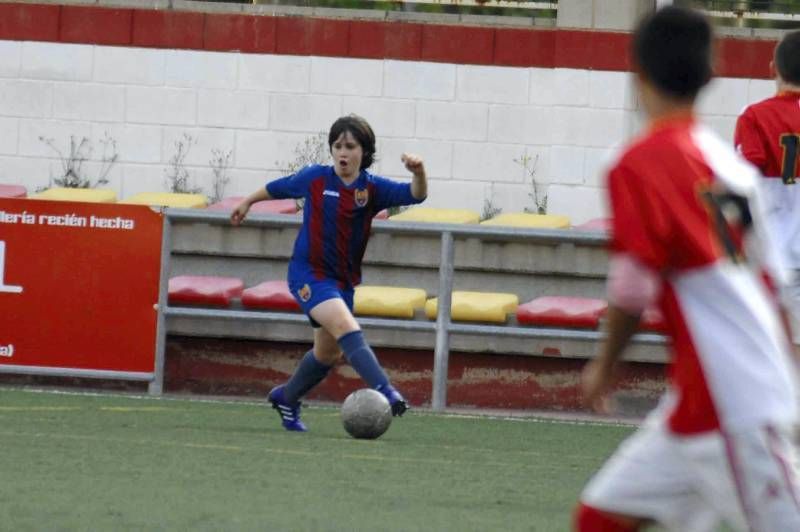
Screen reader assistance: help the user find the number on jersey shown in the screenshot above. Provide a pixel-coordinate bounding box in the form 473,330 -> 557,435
700,188 -> 752,264
780,133 -> 800,185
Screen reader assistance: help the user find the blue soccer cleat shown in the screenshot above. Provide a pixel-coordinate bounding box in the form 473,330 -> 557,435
268,385 -> 308,432
376,383 -> 409,417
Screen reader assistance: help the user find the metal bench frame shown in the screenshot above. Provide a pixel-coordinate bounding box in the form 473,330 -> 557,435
155,209 -> 667,410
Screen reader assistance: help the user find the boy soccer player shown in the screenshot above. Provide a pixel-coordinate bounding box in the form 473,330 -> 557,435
231,114 -> 427,431
574,7 -> 800,531
735,30 -> 800,339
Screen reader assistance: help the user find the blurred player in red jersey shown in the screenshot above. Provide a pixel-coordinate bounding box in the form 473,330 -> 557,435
574,7 -> 800,532
735,30 -> 800,342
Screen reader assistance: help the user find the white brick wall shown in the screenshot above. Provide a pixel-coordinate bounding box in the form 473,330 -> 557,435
0,40 -> 777,224
0,41 -> 21,79
238,54 -> 309,93
310,57 -> 383,96
21,42 -> 94,82
456,65 -> 529,105
94,47 -> 165,86
166,50 -> 238,90
0,117 -> 19,156
384,60 -> 455,101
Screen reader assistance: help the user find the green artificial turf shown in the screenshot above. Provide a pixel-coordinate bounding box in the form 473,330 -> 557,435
0,388 -> 634,531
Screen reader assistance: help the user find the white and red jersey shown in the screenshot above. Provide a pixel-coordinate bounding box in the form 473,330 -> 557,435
608,114 -> 798,435
735,91 -> 800,269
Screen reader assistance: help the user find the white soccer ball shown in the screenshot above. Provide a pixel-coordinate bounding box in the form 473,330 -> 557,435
341,388 -> 392,439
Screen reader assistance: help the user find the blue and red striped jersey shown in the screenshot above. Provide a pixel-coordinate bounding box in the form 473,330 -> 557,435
267,164 -> 423,286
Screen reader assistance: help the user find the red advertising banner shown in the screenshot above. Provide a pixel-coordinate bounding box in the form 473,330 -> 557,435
0,198 -> 163,373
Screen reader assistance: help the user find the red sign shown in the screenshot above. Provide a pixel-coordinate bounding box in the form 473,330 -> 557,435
0,198 -> 163,373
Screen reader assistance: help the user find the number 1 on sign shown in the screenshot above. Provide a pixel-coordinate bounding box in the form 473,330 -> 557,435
0,241 -> 23,294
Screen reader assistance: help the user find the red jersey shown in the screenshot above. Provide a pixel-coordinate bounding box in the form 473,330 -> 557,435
735,91 -> 800,182
735,91 -> 800,269
608,115 -> 797,435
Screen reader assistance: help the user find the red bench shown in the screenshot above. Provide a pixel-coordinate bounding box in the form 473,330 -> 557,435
0,184 -> 27,198
516,296 -> 607,328
241,280 -> 301,312
573,218 -> 610,232
168,276 -> 244,307
206,197 -> 298,214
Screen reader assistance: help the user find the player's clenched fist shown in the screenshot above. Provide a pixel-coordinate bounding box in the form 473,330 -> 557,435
401,153 -> 425,177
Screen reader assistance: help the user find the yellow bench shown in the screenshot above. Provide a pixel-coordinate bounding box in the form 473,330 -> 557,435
389,207 -> 480,224
354,286 -> 427,319
480,213 -> 570,229
121,192 -> 207,209
425,291 -> 519,323
32,187 -> 117,203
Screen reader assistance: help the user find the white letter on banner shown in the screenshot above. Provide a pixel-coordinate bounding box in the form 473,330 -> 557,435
0,241 -> 23,294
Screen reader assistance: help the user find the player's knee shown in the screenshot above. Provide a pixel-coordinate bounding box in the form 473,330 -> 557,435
315,346 -> 342,365
573,502 -> 640,532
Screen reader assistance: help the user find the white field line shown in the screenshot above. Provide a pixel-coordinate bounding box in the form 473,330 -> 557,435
1,386 -> 640,428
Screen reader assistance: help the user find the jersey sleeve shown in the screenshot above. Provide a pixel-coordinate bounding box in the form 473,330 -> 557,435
371,175 -> 424,211
734,108 -> 768,173
607,163 -> 670,271
266,165 -> 323,199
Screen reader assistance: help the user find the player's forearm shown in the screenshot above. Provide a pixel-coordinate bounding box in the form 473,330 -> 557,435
410,172 -> 427,200
244,187 -> 271,206
598,305 -> 641,367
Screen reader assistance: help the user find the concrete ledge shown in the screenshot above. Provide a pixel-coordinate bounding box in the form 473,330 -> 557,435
165,305 -> 669,363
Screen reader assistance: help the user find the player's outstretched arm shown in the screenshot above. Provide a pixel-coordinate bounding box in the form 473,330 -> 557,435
402,153 -> 427,200
231,187 -> 271,226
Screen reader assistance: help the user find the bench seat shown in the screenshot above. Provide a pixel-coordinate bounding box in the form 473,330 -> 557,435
425,291 -> 519,323
169,275 -> 244,307
354,286 -> 427,319
241,280 -> 301,312
390,207 -> 480,225
517,296 -> 607,328
33,187 -> 117,203
207,197 -> 297,214
0,184 -> 27,198
481,213 -> 570,229
123,192 -> 207,209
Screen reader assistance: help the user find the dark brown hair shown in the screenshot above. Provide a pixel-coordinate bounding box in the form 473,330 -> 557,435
328,114 -> 376,170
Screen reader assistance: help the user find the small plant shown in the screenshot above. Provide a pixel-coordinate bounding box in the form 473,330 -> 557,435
275,131 -> 330,175
165,133 -> 201,194
513,152 -> 547,215
276,131 -> 330,210
481,183 -> 502,221
39,133 -> 119,189
209,148 -> 232,204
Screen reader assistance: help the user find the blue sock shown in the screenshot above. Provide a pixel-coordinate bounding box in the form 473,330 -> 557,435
283,350 -> 332,405
338,330 -> 389,389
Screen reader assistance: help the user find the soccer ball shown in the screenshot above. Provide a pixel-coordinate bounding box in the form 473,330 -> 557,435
341,388 -> 392,439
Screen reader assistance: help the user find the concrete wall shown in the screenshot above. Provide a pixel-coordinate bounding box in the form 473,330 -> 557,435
0,2 -> 782,224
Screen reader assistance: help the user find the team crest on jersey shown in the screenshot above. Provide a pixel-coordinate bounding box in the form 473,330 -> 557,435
297,284 -> 311,302
354,188 -> 369,208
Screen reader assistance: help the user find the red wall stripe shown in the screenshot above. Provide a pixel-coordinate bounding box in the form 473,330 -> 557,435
421,23 -> 495,65
60,6 -> 133,46
132,9 -> 205,49
0,2 -> 778,79
0,3 -> 59,42
204,13 -> 276,54
494,28 -> 555,68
